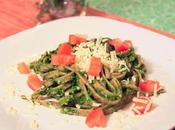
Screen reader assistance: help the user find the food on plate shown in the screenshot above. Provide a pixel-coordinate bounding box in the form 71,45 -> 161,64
139,80 -> 161,93
18,34 -> 165,127
27,74 -> 43,91
131,96 -> 152,115
85,108 -> 106,128
17,62 -> 31,74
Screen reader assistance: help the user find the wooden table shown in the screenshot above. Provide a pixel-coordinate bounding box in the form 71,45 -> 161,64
0,0 -> 175,40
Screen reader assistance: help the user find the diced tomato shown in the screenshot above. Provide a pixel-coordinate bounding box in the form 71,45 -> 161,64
51,54 -> 60,65
51,54 -> 75,66
109,39 -> 117,46
57,43 -> 72,55
27,74 -> 42,91
110,39 -> 132,52
132,96 -> 150,106
17,62 -> 31,74
69,34 -> 87,44
87,57 -> 102,76
86,108 -> 106,128
139,80 -> 160,93
57,54 -> 76,65
132,96 -> 152,115
115,43 -> 128,52
123,40 -> 132,48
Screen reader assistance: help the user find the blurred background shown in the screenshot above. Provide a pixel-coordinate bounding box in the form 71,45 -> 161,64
0,0 -> 175,39
88,0 -> 175,34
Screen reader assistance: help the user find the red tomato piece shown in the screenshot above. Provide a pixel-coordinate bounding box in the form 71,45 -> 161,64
110,39 -> 132,52
86,108 -> 106,128
51,54 -> 75,66
132,96 -> 150,106
132,96 -> 152,114
57,43 -> 73,55
139,80 -> 160,93
17,62 -> 31,74
69,34 -> 87,44
115,43 -> 128,52
123,40 -> 132,48
57,54 -> 76,65
27,74 -> 42,91
87,57 -> 102,76
109,39 -> 118,46
51,54 -> 60,65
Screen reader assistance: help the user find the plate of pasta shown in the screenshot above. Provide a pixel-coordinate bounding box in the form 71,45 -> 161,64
0,16 -> 175,130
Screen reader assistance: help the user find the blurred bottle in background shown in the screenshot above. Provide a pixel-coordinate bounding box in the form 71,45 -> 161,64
37,0 -> 87,23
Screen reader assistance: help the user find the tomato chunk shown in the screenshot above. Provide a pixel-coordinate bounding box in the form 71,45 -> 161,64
57,54 -> 75,65
132,96 -> 152,115
51,54 -> 75,66
57,43 -> 72,55
139,80 -> 160,93
110,39 -> 132,52
17,62 -> 31,74
109,39 -> 117,46
87,57 -> 102,76
86,108 -> 106,128
69,34 -> 87,44
27,74 -> 42,91
115,43 -> 128,52
51,54 -> 60,65
123,40 -> 132,48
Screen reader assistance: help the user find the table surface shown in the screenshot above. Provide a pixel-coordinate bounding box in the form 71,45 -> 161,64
88,0 -> 175,34
0,0 -> 175,40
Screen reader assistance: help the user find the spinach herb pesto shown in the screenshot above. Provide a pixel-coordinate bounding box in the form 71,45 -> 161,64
29,36 -> 149,116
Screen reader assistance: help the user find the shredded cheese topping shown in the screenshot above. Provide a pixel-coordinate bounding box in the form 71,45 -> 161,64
74,38 -> 128,73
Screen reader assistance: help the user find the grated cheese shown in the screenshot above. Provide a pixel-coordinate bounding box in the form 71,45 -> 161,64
153,84 -> 158,97
132,107 -> 141,115
30,119 -> 39,129
136,91 -> 140,97
88,75 -> 94,83
74,38 -> 121,74
96,76 -> 100,80
6,106 -> 17,115
75,104 -> 81,109
132,97 -> 148,104
143,100 -> 152,114
145,93 -> 149,97
131,76 -> 136,82
92,102 -> 101,107
118,60 -> 130,72
129,103 -> 135,110
64,92 -> 69,96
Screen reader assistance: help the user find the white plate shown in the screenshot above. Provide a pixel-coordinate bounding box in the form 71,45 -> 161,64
0,16 -> 175,130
